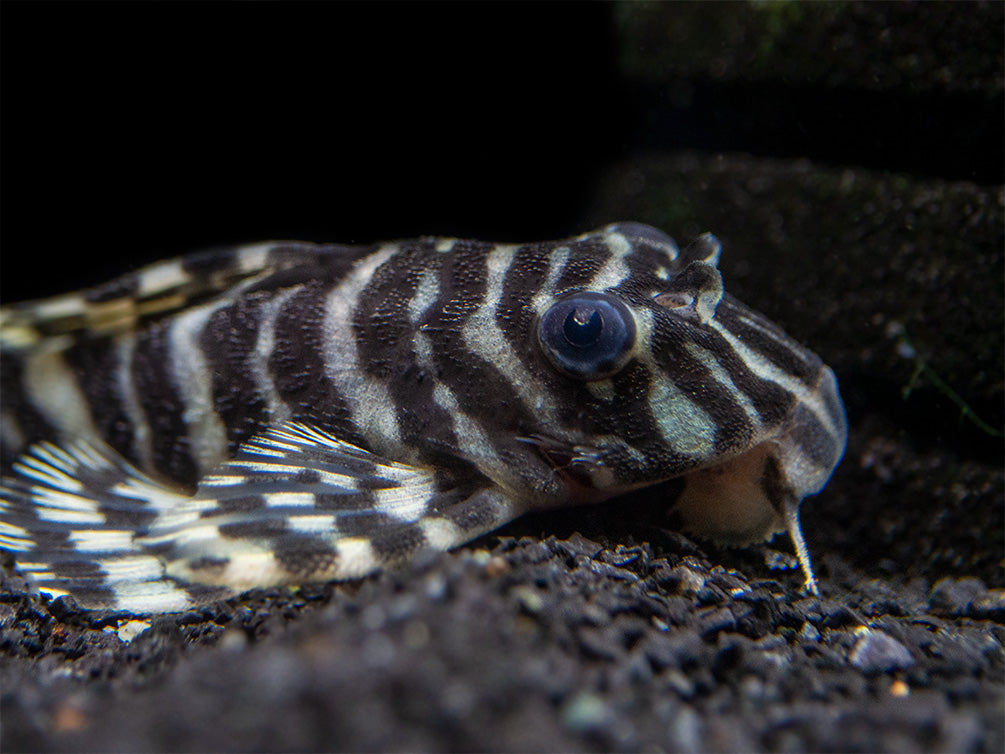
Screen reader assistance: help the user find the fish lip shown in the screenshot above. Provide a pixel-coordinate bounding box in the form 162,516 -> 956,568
516,434 -> 611,503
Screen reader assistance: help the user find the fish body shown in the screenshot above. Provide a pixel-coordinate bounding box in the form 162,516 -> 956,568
0,224 -> 847,613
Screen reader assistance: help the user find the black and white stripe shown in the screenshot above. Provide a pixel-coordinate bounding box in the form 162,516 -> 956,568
1,224 -> 848,611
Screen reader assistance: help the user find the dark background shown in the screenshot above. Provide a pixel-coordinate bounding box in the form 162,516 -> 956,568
2,2 -> 625,300
2,1 -> 1001,302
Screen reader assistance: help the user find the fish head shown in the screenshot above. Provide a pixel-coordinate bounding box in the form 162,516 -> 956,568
492,223 -> 847,546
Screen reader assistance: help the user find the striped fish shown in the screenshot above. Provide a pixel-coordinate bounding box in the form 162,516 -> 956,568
0,224 -> 847,613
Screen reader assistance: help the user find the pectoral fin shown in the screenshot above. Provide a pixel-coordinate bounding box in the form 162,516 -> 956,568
0,423 -> 518,613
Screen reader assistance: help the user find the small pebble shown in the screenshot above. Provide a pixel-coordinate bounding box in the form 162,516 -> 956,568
115,619 -> 151,643
562,691 -> 611,733
52,704 -> 89,733
798,622 -> 821,642
667,705 -> 702,751
929,577 -> 987,617
849,629 -> 914,673
483,556 -> 509,577
511,585 -> 543,614
697,606 -> 736,638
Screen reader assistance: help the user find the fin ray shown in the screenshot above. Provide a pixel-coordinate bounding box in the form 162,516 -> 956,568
1,422 -> 518,613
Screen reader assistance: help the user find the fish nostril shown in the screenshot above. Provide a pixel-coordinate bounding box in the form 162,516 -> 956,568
654,292 -> 693,309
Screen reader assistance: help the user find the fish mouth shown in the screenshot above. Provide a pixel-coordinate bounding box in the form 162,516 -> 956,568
516,434 -> 614,505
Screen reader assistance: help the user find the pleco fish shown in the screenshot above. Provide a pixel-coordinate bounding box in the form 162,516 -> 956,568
0,224 -> 847,614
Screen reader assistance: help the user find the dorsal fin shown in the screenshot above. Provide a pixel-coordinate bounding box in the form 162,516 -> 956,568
0,241 -> 375,347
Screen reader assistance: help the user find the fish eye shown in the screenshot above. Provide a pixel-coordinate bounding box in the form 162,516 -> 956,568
538,292 -> 636,380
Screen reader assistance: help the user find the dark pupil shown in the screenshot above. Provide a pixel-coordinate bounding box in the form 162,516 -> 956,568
563,306 -> 603,347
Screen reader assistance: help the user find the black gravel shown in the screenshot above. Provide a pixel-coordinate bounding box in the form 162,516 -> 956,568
2,521 -> 1002,752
